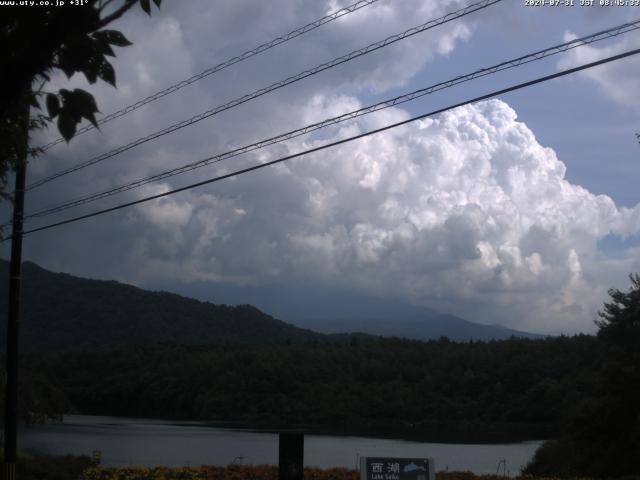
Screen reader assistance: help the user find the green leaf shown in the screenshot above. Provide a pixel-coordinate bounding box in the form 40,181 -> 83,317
94,37 -> 115,57
140,0 -> 151,15
58,62 -> 76,79
55,89 -> 101,135
152,0 -> 161,7
70,89 -> 98,113
58,89 -> 72,101
96,30 -> 133,48
85,111 -> 99,129
71,89 -> 100,129
46,94 -> 60,118
57,41 -> 93,79
59,90 -> 80,123
97,60 -> 116,87
57,111 -> 76,142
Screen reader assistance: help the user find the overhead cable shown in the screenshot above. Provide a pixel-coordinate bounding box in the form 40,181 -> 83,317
37,0 -> 381,152
26,0 -> 503,190
23,18 -> 640,220
12,47 -> 640,239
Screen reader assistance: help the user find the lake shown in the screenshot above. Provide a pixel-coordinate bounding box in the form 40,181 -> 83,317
20,415 -> 543,476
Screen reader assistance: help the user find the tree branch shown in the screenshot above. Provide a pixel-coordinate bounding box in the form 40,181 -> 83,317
95,0 -> 138,31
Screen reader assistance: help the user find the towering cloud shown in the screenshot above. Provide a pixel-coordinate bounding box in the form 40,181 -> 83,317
116,98 -> 640,333
9,1 -> 639,335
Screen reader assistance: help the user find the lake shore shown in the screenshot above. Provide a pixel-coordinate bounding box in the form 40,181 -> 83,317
21,415 -> 543,475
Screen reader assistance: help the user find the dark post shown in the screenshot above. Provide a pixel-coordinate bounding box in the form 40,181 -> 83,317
278,432 -> 304,480
3,101 -> 29,480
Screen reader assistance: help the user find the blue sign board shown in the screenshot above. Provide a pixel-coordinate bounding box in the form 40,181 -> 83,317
360,457 -> 435,480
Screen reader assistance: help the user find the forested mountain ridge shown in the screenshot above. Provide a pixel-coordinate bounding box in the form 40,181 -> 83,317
0,260 -> 613,446
0,260 -> 541,351
26,334 -> 600,442
0,260 -> 328,351
291,314 -> 543,342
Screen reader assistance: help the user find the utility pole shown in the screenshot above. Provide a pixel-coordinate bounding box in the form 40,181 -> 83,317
3,100 -> 29,480
278,432 -> 304,480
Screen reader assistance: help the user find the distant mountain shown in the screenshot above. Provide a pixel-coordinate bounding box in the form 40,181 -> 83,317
290,313 -> 544,342
151,278 -> 544,341
0,260 -> 329,352
0,260 -> 542,351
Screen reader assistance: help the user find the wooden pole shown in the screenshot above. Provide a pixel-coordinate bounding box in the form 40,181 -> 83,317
3,100 -> 28,480
278,432 -> 304,480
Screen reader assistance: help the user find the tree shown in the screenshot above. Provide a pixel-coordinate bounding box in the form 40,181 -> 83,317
0,367 -> 67,428
1,1 -> 161,474
0,0 -> 161,199
525,274 -> 640,477
591,274 -> 640,475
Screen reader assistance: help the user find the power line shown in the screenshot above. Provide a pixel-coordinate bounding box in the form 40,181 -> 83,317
23,18 -> 640,220
26,0 -> 503,191
12,47 -> 640,239
37,0 -> 381,152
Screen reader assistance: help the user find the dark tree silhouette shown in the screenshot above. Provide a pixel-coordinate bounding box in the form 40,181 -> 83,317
0,368 -> 67,426
526,274 -> 640,477
0,0 -> 161,199
591,274 -> 640,475
0,1 -> 161,438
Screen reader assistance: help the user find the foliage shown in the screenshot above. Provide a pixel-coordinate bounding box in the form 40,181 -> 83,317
525,275 -> 640,478
0,457 -> 606,480
0,366 -> 68,426
25,334 -> 600,443
0,261 -> 328,351
0,260 -> 618,447
437,474 -> 593,480
78,464 -> 600,480
592,274 -> 640,469
0,91 -> 41,202
0,0 -> 160,199
2,260 -> 603,442
84,465 -> 331,480
0,453 -> 93,480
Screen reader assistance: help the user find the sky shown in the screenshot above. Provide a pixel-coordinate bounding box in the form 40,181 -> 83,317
2,0 -> 640,335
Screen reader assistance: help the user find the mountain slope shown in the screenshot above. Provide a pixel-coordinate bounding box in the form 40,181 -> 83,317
0,260 -> 542,351
154,280 -> 544,341
291,313 -> 543,342
0,260 -> 325,351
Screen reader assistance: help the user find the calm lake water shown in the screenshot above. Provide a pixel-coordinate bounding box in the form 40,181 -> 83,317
20,415 -> 543,476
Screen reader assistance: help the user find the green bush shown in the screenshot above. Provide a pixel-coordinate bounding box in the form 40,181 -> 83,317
14,454 -> 93,480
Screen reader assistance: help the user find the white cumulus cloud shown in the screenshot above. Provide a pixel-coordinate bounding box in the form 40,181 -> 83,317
12,1 -> 640,337
115,98 -> 640,334
558,30 -> 640,108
